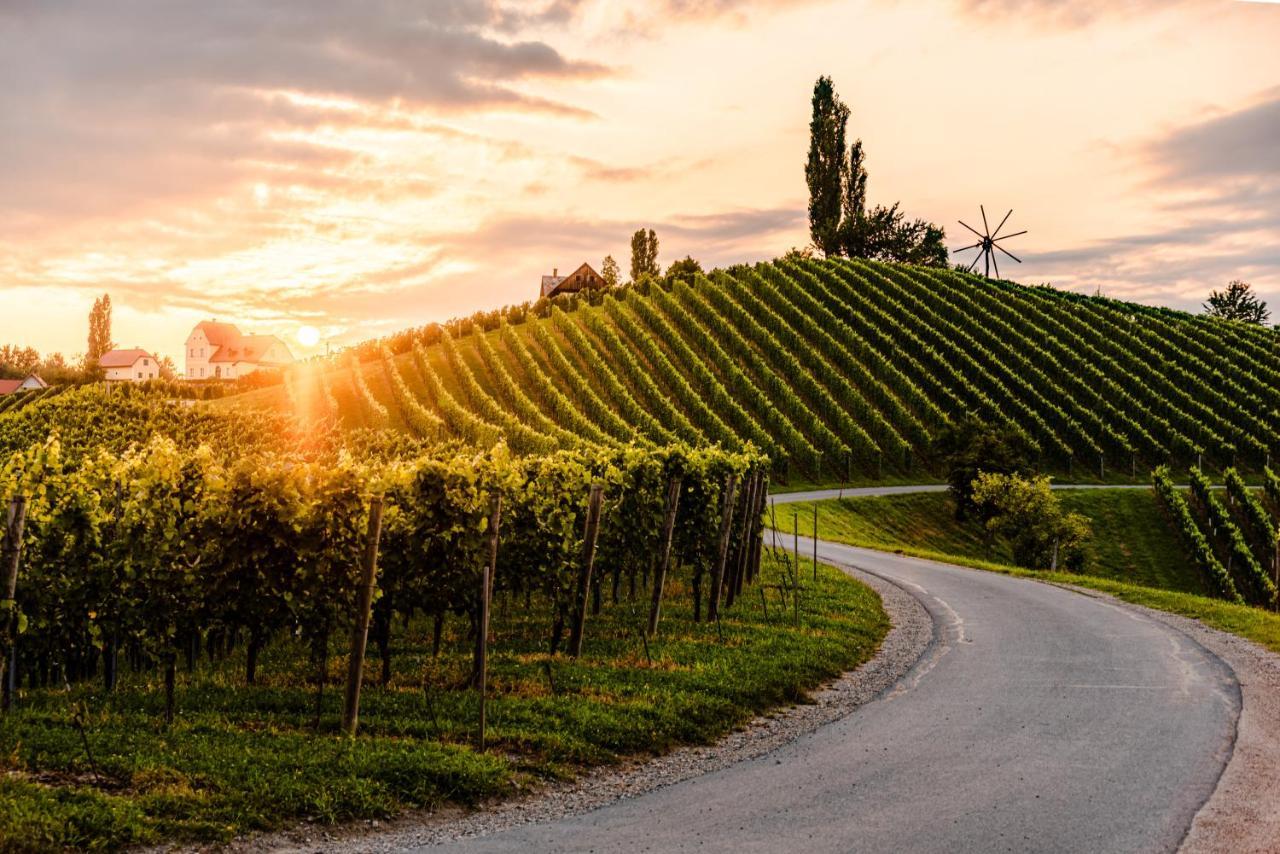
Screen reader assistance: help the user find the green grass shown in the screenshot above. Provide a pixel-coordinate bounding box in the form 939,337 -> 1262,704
791,489 -> 1280,658
775,489 -> 1204,594
0,558 -> 886,851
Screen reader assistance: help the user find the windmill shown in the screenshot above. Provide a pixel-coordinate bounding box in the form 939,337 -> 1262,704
955,206 -> 1026,278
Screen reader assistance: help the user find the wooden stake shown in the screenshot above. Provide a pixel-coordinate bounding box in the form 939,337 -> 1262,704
812,503 -> 819,583
569,484 -> 604,658
477,495 -> 502,749
341,496 -> 384,736
647,478 -> 682,636
706,475 -> 738,623
1,495 -> 28,713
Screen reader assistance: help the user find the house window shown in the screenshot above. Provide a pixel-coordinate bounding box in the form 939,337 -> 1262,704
136,371 -> 142,379
143,359 -> 149,366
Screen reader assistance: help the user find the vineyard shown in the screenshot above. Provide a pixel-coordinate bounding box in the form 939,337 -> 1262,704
0,386 -> 880,847
1152,465 -> 1280,607
238,258 -> 1280,481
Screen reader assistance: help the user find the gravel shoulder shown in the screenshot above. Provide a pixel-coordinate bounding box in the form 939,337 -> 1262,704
212,567 -> 932,853
1057,585 -> 1280,854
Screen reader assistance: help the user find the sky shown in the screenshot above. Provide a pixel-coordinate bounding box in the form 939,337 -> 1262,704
2,0 -> 1278,365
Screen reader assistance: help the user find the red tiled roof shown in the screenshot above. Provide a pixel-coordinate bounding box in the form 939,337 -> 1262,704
194,321 -> 243,348
0,380 -> 22,395
99,348 -> 152,368
208,334 -> 290,365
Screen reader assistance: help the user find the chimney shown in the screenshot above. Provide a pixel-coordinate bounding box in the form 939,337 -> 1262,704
553,267 -> 558,277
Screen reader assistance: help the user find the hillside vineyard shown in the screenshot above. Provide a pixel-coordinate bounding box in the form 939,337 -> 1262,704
292,258 -> 1280,479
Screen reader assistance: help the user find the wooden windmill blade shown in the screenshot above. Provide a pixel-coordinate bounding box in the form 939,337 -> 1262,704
954,207 -> 1026,279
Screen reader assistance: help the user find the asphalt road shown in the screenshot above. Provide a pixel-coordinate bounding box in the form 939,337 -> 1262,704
415,500 -> 1240,854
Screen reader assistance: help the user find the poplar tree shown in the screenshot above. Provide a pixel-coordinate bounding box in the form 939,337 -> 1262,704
87,294 -> 114,366
629,229 -> 659,281
805,76 -> 849,257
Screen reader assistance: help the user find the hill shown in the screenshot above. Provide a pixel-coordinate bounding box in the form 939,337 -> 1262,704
227,257 -> 1280,481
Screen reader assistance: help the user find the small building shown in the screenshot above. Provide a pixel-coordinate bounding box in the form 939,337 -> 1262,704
185,321 -> 294,380
0,374 -> 47,395
540,262 -> 606,299
99,349 -> 159,382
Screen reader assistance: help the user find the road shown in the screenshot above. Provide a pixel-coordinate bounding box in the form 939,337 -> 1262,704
415,489 -> 1240,854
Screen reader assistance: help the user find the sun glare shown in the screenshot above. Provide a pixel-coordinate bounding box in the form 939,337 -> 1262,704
296,325 -> 320,347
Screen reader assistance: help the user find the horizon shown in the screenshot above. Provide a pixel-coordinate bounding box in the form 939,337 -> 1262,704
2,0 -> 1278,364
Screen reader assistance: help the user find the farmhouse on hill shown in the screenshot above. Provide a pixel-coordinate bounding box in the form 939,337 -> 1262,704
540,262 -> 606,298
0,374 -> 47,395
99,348 -> 159,382
185,321 -> 294,381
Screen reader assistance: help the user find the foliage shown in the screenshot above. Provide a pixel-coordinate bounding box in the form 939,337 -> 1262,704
1152,467 -> 1241,602
600,254 -> 620,288
1204,280 -> 1269,325
87,294 -> 114,368
629,228 -> 660,281
805,75 -> 848,257
664,256 -> 703,285
934,416 -> 1038,520
970,472 -> 1091,570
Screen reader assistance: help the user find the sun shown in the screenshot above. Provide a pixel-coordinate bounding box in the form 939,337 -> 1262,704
296,325 -> 321,348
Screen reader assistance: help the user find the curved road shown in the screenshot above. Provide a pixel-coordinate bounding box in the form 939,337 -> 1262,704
417,487 -> 1240,854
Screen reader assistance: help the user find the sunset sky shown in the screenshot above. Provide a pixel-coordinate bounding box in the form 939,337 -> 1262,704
2,0 -> 1278,365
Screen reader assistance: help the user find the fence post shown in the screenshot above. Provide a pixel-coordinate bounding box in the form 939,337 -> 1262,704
707,475 -> 738,623
813,503 -> 819,583
2,496 -> 30,713
477,495 -> 502,749
569,485 -> 605,658
341,496 -> 384,736
647,478 -> 682,636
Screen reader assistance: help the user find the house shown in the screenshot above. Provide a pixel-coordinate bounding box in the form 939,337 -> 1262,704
100,349 -> 159,382
540,262 -> 606,299
185,321 -> 294,380
0,374 -> 47,395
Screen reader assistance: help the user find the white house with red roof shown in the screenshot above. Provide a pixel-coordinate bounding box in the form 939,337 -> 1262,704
0,374 -> 47,395
185,321 -> 294,380
99,348 -> 159,382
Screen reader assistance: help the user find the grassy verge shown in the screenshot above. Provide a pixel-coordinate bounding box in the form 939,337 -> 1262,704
795,492 -> 1280,656
0,556 -> 886,851
777,489 -> 1203,593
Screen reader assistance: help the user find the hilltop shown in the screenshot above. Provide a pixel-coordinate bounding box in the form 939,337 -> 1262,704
226,257 -> 1280,481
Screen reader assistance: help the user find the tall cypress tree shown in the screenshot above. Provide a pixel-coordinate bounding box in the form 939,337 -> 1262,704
805,76 -> 849,257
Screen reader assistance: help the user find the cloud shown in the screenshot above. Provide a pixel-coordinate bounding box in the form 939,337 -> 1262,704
1017,89 -> 1280,306
1144,86 -> 1280,183
947,0 -> 1191,26
0,1 -> 605,229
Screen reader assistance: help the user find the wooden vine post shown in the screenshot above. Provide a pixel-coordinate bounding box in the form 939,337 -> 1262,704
747,475 -> 768,584
647,477 -> 682,636
813,502 -> 819,583
706,474 -> 738,623
728,472 -> 758,604
477,494 -> 503,749
341,496 -> 384,736
569,484 -> 604,658
1,496 -> 29,713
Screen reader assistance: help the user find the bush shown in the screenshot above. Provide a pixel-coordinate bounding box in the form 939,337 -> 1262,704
970,472 -> 1091,571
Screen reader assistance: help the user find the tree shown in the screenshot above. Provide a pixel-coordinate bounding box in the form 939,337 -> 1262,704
806,76 -> 849,257
157,355 -> 178,381
971,472 -> 1091,571
1204,280 -> 1269,325
629,229 -> 659,281
933,416 -> 1039,520
843,138 -> 867,225
87,294 -> 114,367
665,256 -> 703,285
601,255 -> 620,288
